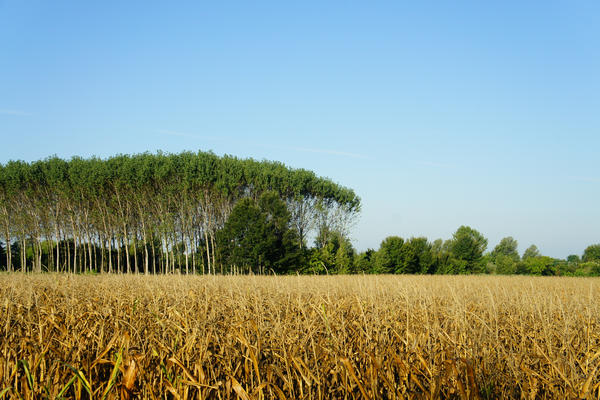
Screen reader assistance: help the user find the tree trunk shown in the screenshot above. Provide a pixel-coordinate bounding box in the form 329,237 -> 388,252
108,235 -> 113,273
210,233 -> 217,275
87,231 -> 93,273
123,223 -> 130,273
132,232 -> 138,274
55,226 -> 60,272
70,216 -> 78,274
4,227 -> 11,272
117,236 -> 121,274
204,230 -> 211,275
151,232 -> 156,274
100,234 -> 105,273
20,236 -> 26,272
66,231 -> 71,273
163,235 -> 169,274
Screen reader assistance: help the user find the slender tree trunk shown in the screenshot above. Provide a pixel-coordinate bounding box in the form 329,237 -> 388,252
204,230 -> 211,275
55,226 -> 60,272
4,227 -> 11,272
82,231 -> 87,273
117,236 -> 121,274
35,238 -> 42,272
185,244 -> 189,274
37,240 -> 42,272
151,232 -> 156,274
198,230 -> 205,275
169,231 -> 175,273
171,248 -> 175,274
6,238 -> 11,273
191,234 -> 196,275
100,235 -> 105,273
90,234 -> 95,272
123,224 -> 130,273
210,233 -> 217,275
48,237 -> 54,272
183,230 -> 189,274
87,230 -> 93,273
20,236 -> 26,272
100,213 -> 109,273
108,235 -> 113,273
132,232 -> 138,274
163,235 -> 169,274
70,217 -> 78,274
30,239 -> 35,271
144,237 -> 149,275
140,222 -> 149,275
66,231 -> 71,273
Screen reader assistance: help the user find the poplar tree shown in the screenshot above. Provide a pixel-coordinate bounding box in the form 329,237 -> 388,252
0,151 -> 360,274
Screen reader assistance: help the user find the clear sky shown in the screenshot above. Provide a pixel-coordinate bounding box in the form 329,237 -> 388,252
1,1 -> 599,258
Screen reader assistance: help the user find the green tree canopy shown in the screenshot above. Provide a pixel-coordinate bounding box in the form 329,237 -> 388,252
216,192 -> 302,274
398,237 -> 433,274
518,256 -> 556,276
374,236 -> 404,274
0,151 -> 359,274
449,226 -> 488,273
491,237 -> 519,262
583,244 -> 600,262
355,249 -> 376,273
522,245 -> 541,260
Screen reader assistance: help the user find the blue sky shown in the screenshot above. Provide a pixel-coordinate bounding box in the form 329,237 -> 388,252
1,1 -> 599,258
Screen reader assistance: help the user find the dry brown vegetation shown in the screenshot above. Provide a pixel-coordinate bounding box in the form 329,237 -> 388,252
1,274 -> 600,399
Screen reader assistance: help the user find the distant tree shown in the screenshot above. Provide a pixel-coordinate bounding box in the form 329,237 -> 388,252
217,198 -> 265,273
567,254 -> 580,263
355,249 -> 376,273
217,192 -> 302,274
448,226 -> 487,273
495,254 -> 518,274
518,256 -> 556,276
374,236 -> 404,274
398,237 -> 433,274
575,261 -> 600,277
334,237 -> 355,274
0,151 -> 359,275
491,237 -> 519,262
430,239 -> 451,274
312,228 -> 355,274
583,244 -> 600,262
522,245 -> 540,260
489,237 -> 519,274
313,225 -> 332,250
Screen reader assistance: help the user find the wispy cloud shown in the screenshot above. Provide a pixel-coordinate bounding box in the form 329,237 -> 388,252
289,146 -> 370,160
0,109 -> 31,116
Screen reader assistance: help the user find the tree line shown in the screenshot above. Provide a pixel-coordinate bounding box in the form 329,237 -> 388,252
310,227 -> 600,277
0,151 -> 359,274
1,151 -> 598,276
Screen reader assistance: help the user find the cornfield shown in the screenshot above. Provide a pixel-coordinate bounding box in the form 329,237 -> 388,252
1,274 -> 599,399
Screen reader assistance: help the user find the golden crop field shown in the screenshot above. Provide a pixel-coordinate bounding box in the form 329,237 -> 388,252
1,274 -> 599,399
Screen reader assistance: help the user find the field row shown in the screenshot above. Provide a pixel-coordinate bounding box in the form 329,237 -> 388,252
1,274 -> 599,399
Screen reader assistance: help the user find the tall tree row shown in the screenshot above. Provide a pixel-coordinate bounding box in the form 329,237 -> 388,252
0,151 -> 360,274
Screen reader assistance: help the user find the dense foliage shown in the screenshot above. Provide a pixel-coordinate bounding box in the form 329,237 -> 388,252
1,151 -> 597,276
349,234 -> 600,277
0,151 -> 359,274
